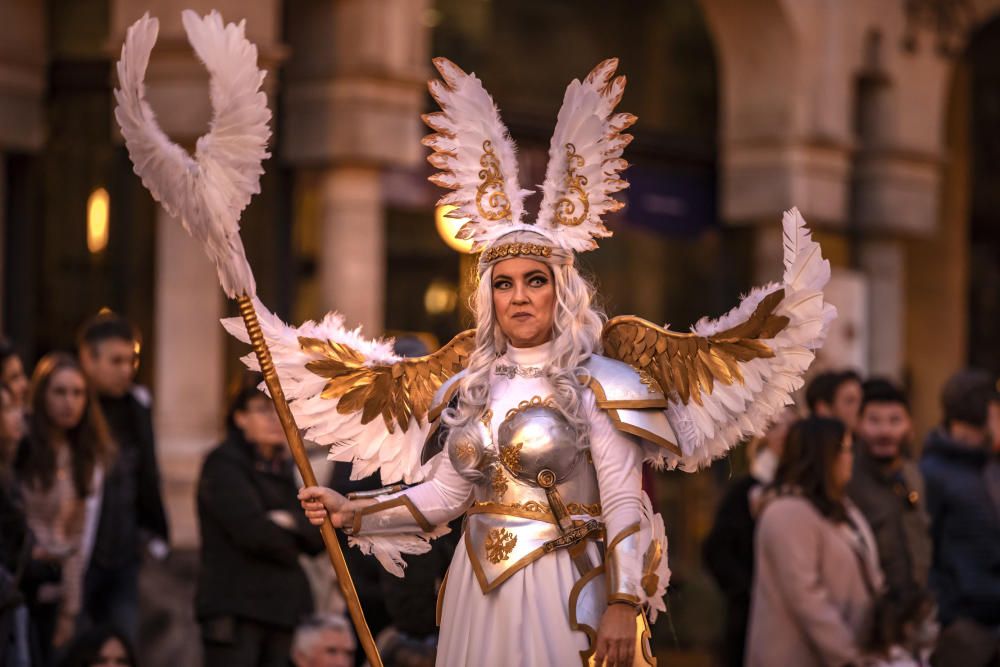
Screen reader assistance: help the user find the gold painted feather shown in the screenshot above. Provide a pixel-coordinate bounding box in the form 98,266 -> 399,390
299,330 -> 476,434
602,290 -> 790,406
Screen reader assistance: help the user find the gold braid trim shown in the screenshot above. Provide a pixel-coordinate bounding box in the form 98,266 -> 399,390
481,242 -> 554,264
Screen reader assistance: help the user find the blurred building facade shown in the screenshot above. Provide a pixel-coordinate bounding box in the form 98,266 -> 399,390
1,0 -> 999,657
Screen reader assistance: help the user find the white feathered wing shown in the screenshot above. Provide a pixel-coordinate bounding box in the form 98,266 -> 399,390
665,207 -> 837,469
114,10 -> 271,298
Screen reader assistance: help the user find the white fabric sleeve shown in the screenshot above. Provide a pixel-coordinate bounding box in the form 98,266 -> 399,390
395,453 -> 475,526
587,392 -> 644,544
587,392 -> 645,601
346,453 -> 474,577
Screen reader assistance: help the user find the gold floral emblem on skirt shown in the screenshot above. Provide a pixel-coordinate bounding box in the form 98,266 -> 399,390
485,527 -> 517,564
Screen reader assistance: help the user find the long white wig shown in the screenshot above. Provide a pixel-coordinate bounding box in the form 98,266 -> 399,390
442,230 -> 606,449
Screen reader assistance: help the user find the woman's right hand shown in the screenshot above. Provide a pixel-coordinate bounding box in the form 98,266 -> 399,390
297,486 -> 352,528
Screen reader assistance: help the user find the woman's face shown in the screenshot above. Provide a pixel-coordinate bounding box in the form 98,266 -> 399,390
2,356 -> 29,406
92,636 -> 131,666
831,432 -> 854,494
234,395 -> 286,451
44,367 -> 88,432
491,257 -> 555,348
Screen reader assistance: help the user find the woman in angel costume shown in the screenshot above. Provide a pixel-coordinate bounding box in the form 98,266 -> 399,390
239,60 -> 837,667
111,12 -> 834,665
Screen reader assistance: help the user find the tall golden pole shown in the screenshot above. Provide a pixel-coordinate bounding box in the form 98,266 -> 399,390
237,295 -> 384,667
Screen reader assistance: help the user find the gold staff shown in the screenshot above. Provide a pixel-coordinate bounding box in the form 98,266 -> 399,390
236,296 -> 383,666
112,11 -> 383,665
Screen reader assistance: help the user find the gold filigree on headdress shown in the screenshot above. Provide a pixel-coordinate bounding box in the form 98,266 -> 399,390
422,58 -> 634,255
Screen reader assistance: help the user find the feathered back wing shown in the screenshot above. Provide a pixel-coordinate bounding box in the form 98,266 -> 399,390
223,301 -> 475,485
534,58 -> 635,252
602,208 -> 836,471
114,10 -> 271,298
422,58 -> 533,250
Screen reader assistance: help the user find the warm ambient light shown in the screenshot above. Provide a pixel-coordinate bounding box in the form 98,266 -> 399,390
435,205 -> 475,254
87,188 -> 110,254
424,280 -> 458,315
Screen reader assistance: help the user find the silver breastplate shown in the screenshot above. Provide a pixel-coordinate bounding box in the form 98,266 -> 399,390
446,399 -> 603,593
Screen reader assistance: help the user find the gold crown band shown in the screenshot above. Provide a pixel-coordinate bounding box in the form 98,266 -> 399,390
481,242 -> 554,264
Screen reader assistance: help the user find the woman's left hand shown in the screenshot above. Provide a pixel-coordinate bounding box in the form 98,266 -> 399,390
53,611 -> 75,647
593,602 -> 636,666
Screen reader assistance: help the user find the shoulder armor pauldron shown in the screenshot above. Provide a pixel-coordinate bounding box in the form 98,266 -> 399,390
581,355 -> 680,455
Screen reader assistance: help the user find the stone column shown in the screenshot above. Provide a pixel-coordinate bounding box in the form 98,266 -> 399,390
283,0 -> 430,332
0,0 -> 45,330
316,166 -> 385,331
153,208 -> 224,546
859,240 -> 906,379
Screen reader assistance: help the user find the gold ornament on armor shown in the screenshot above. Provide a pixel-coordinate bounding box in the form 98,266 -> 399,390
475,140 -> 512,222
555,142 -> 590,227
491,465 -> 509,498
485,527 -> 517,564
498,442 -> 523,474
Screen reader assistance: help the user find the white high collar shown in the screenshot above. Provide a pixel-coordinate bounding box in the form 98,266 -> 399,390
501,340 -> 553,367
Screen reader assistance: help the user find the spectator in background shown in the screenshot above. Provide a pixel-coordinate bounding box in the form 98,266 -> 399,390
848,379 -> 933,602
77,313 -> 169,641
16,353 -> 113,661
56,625 -> 137,667
921,369 -> 1000,666
807,369 -> 864,432
290,615 -> 355,667
702,406 -> 796,667
746,417 -> 883,667
195,372 -> 325,667
0,339 -> 30,407
1,383 -> 31,667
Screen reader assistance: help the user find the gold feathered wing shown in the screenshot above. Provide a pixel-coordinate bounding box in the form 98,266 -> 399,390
223,301 -> 474,485
299,330 -> 476,435
601,208 -> 836,470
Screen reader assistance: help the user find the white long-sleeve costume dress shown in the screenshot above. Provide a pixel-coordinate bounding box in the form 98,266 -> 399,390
345,341 -> 663,666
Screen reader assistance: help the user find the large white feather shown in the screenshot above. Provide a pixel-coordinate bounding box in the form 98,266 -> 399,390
534,58 -> 635,252
664,208 -> 837,471
221,299 -> 435,486
422,58 -> 533,250
114,10 -> 271,298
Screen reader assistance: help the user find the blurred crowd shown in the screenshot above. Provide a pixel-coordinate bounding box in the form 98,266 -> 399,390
2,311 -> 998,667
0,316 -> 430,667
704,368 -> 1000,667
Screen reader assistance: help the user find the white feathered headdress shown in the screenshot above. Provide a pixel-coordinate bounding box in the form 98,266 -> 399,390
423,58 -> 634,255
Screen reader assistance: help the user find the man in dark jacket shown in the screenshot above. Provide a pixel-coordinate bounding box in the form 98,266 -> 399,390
196,372 -> 325,667
921,369 -> 1000,666
78,313 -> 169,640
848,380 -> 932,604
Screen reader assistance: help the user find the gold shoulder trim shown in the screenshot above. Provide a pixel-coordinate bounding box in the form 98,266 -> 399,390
586,377 -> 682,456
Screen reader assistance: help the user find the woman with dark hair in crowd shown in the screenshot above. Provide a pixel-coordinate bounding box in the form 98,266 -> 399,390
1,382 -> 31,666
0,339 -> 29,408
15,353 -> 113,663
56,625 -> 136,667
746,416 -> 884,667
195,371 -> 325,667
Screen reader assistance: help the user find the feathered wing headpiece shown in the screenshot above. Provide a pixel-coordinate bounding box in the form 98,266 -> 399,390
424,57 -> 634,254
114,10 -> 271,298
